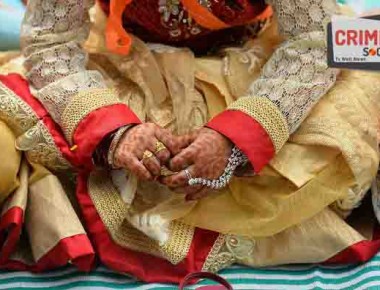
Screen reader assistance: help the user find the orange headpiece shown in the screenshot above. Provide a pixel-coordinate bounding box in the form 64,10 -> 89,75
105,0 -> 272,55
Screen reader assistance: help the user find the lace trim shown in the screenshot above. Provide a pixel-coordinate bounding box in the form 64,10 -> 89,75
246,0 -> 340,133
228,96 -> 289,152
24,41 -> 87,90
0,82 -> 38,136
21,0 -> 103,127
250,32 -> 338,134
88,171 -> 194,264
61,88 -> 120,144
265,0 -> 338,38
15,120 -> 71,170
36,71 -> 107,125
202,235 -> 255,273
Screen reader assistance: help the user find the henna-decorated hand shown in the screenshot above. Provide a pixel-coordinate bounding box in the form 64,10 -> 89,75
162,128 -> 233,200
114,123 -> 179,181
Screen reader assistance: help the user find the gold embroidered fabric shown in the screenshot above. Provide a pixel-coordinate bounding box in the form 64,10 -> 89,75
61,88 -> 120,144
228,96 -> 289,152
36,72 -> 107,125
88,171 -> 194,264
81,3 -> 379,249
160,222 -> 194,265
0,122 -> 21,204
0,82 -> 38,136
0,82 -> 70,171
202,234 -> 255,273
22,0 -> 339,141
202,235 -> 231,273
16,120 -> 71,170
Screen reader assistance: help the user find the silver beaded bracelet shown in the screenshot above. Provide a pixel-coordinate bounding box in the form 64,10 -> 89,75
188,147 -> 248,189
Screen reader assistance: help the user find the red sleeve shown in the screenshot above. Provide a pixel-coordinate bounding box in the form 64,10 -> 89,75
72,104 -> 141,170
206,110 -> 275,173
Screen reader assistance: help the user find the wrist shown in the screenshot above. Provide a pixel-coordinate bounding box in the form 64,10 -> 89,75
107,125 -> 133,168
93,125 -> 133,169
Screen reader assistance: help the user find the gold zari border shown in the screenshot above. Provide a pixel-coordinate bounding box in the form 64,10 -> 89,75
61,88 -> 121,144
202,234 -> 230,273
88,171 -> 194,264
228,96 -> 289,152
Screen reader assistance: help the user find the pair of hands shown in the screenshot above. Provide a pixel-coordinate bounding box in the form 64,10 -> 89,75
113,123 -> 232,200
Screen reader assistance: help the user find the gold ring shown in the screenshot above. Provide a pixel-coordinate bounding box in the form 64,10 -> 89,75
155,141 -> 167,154
142,150 -> 154,161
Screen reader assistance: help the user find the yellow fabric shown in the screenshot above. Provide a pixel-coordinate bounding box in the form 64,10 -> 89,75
244,208 -> 365,267
0,121 -> 21,204
182,155 -> 354,237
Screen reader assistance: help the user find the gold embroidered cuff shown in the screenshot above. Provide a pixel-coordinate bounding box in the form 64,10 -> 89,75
228,96 -> 289,152
61,89 -> 121,144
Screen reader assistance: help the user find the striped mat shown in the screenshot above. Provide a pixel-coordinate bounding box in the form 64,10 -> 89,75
2,253 -> 380,290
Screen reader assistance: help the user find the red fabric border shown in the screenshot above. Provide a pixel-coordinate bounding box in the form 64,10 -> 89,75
0,234 -> 95,272
0,205 -> 94,272
0,207 -> 23,263
73,104 -> 141,170
326,226 -> 380,264
207,110 -> 275,172
33,234 -> 95,272
76,172 -> 218,283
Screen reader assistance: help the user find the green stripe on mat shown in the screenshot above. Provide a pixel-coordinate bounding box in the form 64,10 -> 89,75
2,254 -> 380,289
